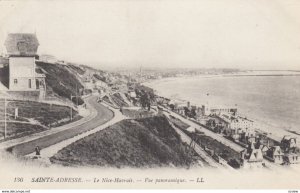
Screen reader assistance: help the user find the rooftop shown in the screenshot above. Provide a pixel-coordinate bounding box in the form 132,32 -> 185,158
0,56 -> 9,65
5,33 -> 39,56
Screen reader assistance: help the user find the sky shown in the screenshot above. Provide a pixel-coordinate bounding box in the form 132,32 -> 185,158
0,0 -> 300,70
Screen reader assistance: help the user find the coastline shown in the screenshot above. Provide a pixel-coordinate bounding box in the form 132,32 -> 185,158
143,72 -> 300,144
143,70 -> 300,93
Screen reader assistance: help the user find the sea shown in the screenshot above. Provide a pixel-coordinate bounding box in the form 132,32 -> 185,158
145,72 -> 300,136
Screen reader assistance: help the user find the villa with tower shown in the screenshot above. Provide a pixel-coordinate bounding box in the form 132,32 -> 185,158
1,33 -> 46,100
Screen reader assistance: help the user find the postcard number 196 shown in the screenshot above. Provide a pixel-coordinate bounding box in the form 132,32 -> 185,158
14,177 -> 24,182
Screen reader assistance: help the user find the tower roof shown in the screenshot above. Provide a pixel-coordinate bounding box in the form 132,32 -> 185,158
4,33 -> 39,56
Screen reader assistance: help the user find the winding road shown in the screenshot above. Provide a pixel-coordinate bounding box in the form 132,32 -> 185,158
6,96 -> 115,156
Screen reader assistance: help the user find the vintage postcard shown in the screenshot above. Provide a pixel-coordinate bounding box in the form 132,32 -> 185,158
0,0 -> 299,191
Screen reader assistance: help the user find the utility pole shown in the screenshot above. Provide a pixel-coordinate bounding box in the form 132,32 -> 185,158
4,96 -> 7,139
70,95 -> 73,120
76,83 -> 78,106
70,89 -> 80,120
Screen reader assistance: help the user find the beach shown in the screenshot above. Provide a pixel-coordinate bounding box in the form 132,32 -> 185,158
144,72 -> 300,142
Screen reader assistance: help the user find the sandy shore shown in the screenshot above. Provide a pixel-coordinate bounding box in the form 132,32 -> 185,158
143,74 -> 300,146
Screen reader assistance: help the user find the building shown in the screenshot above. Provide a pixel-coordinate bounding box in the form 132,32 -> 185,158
212,154 -> 228,166
95,80 -> 108,89
230,116 -> 254,131
240,143 -> 264,169
281,136 -> 297,153
206,116 -> 227,133
156,96 -> 170,106
175,105 -> 185,116
128,91 -> 137,98
173,102 -> 186,116
202,104 -> 237,116
4,33 -> 46,99
213,113 -> 255,142
83,80 -> 94,90
266,146 -> 284,164
259,144 -> 269,156
284,153 -> 299,164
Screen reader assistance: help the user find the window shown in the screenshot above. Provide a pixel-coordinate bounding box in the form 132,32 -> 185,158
17,41 -> 28,55
14,79 -> 18,84
36,79 -> 39,89
28,79 -> 31,88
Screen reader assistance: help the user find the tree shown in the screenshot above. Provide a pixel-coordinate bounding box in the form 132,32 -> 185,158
190,108 -> 197,118
169,104 -> 175,110
140,91 -> 151,110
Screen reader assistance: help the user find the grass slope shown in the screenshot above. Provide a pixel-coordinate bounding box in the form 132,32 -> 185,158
36,61 -> 84,105
50,115 -> 202,168
168,115 -> 190,130
0,100 -> 81,140
67,64 -> 86,75
111,93 -> 129,107
0,122 -> 46,141
6,100 -> 78,126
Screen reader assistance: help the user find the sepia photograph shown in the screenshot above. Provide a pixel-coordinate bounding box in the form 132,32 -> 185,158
0,0 -> 299,191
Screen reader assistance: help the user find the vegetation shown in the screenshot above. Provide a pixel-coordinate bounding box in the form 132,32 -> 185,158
121,109 -> 155,119
168,115 -> 190,130
67,64 -> 86,75
93,74 -> 107,83
110,93 -> 129,107
134,84 -> 156,110
0,100 -> 81,140
193,134 -> 241,168
102,95 -> 114,106
179,126 -> 241,168
50,115 -> 202,168
0,65 -> 9,88
0,122 -> 47,141
36,61 -> 84,105
6,100 -> 79,127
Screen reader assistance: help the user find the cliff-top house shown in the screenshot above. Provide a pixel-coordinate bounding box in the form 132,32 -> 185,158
4,33 -> 46,99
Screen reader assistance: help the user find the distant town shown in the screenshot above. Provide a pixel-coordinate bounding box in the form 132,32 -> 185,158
0,33 -> 299,170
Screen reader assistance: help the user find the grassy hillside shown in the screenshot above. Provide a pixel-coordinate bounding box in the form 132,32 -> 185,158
0,100 -> 81,140
93,74 -> 107,83
6,100 -> 79,126
121,109 -> 155,119
111,93 -> 129,107
0,122 -> 46,141
36,61 -> 84,105
67,63 -> 86,75
50,115 -> 202,168
168,115 -> 190,130
178,125 -> 241,168
0,65 -> 9,88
